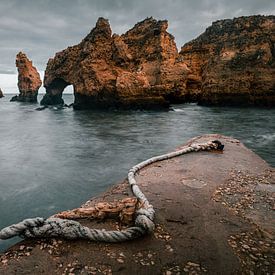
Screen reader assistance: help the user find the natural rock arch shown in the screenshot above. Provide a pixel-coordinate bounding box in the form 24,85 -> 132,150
40,17 -> 189,109
41,78 -> 72,105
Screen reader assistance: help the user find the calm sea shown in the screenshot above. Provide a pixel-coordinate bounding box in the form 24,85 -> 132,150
0,94 -> 274,251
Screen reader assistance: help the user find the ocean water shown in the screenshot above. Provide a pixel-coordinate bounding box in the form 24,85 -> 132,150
0,94 -> 274,252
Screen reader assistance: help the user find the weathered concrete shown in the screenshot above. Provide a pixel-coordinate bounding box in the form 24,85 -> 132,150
0,134 -> 274,274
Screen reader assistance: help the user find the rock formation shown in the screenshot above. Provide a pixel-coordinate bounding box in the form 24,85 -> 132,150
10,52 -> 42,103
41,17 -> 189,109
180,15 -> 275,106
41,15 -> 275,109
0,88 -> 3,98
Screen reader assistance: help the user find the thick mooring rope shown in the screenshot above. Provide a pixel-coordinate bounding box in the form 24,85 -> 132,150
0,140 -> 224,242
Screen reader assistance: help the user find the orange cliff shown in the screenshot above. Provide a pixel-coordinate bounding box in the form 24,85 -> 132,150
10,52 -> 42,103
40,15 -> 275,109
41,17 -> 189,109
180,15 -> 275,106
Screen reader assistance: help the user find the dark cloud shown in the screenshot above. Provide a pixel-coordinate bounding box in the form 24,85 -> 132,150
0,0 -> 274,73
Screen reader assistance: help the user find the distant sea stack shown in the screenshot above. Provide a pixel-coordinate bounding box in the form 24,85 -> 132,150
10,52 -> 42,103
180,15 -> 275,106
0,88 -> 4,98
41,17 -> 189,109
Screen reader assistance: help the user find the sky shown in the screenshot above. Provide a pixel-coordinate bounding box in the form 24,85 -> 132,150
0,0 -> 274,93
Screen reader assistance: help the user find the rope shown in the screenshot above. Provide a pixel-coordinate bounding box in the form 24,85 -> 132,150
0,140 -> 224,243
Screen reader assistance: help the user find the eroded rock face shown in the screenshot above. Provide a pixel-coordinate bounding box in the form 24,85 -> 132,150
0,88 -> 3,98
41,17 -> 189,109
180,15 -> 275,106
41,15 -> 275,108
11,52 -> 42,103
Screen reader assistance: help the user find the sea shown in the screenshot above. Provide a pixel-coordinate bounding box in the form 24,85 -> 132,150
0,94 -> 274,252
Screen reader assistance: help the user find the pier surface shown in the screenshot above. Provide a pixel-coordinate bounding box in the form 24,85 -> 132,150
0,134 -> 274,274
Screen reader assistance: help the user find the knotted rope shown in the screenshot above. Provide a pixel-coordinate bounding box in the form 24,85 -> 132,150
0,140 -> 224,243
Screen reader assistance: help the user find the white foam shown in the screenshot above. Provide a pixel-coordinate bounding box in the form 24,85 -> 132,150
172,108 -> 185,112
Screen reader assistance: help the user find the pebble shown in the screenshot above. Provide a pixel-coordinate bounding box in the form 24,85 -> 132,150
140,260 -> 149,266
187,261 -> 200,267
116,258 -> 124,264
165,244 -> 174,252
1,259 -> 8,264
249,254 -> 258,261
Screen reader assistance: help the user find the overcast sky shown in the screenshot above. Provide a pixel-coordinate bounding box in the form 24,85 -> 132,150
0,0 -> 274,92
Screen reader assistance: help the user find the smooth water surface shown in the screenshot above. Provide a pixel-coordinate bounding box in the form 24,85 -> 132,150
0,94 -> 274,251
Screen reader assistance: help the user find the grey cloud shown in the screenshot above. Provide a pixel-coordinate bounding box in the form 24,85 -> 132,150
0,0 -> 274,73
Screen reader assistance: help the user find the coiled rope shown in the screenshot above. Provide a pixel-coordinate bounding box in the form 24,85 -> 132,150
0,140 -> 224,243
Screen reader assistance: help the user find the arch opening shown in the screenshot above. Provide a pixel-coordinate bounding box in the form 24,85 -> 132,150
41,78 -> 74,106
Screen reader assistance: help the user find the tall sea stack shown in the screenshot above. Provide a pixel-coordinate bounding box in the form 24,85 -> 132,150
10,52 -> 42,103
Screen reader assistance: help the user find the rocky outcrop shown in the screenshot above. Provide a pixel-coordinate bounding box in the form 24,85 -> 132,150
180,15 -> 275,106
10,52 -> 42,103
41,17 -> 189,109
0,88 -> 3,98
41,15 -> 275,108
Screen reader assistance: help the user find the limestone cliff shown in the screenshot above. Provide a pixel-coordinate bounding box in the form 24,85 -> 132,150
180,15 -> 275,106
41,15 -> 275,108
10,52 -> 42,103
41,17 -> 188,109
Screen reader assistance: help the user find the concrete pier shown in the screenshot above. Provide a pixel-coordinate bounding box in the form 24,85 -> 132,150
0,134 -> 274,274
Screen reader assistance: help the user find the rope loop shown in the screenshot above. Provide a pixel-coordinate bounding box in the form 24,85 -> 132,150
135,215 -> 155,233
